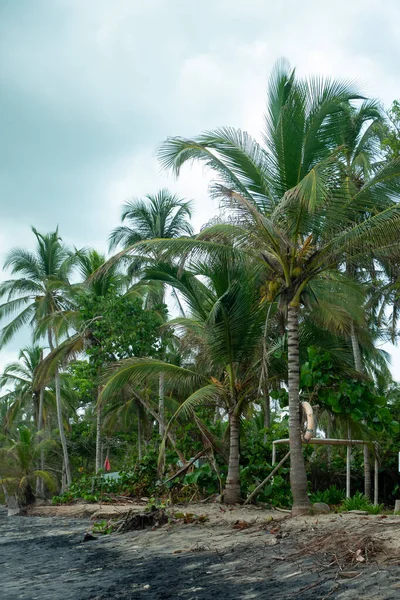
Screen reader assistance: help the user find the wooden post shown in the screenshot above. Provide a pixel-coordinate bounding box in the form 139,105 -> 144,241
272,443 -> 276,465
346,428 -> 351,498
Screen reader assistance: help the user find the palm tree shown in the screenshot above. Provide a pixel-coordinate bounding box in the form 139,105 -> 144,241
0,228 -> 75,487
0,345 -> 45,428
109,189 -> 194,251
102,256 -> 266,503
0,427 -> 56,505
109,189 -> 194,434
154,60 -> 400,513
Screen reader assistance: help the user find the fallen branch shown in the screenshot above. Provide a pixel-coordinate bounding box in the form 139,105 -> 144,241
244,451 -> 290,505
163,449 -> 207,485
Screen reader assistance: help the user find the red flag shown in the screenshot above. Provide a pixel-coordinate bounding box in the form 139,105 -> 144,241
104,455 -> 111,472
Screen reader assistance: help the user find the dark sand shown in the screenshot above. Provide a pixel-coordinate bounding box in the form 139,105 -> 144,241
1,506 -> 400,599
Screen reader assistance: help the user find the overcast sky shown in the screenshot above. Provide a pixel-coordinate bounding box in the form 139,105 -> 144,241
1,0 -> 400,375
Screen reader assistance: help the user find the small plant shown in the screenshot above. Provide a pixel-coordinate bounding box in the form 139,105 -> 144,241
92,520 -> 113,535
146,497 -> 169,512
365,503 -> 384,515
341,491 -> 383,514
310,485 -> 345,505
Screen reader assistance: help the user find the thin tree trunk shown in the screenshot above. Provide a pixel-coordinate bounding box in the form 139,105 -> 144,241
346,425 -> 352,498
48,330 -> 71,488
263,394 -> 270,444
95,404 -> 102,473
350,323 -> 362,373
364,444 -> 371,499
350,323 -> 371,498
137,414 -> 142,461
158,373 -> 165,437
224,412 -> 241,504
36,386 -> 45,497
287,304 -> 311,515
134,391 -> 187,464
55,368 -> 72,487
327,413 -> 332,470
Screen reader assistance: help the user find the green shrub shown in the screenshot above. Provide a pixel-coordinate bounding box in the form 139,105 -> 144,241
310,485 -> 345,505
341,491 -> 383,514
52,450 -> 160,504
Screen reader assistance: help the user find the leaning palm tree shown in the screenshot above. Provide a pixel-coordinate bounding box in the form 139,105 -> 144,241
151,60 -> 400,514
0,228 -> 75,487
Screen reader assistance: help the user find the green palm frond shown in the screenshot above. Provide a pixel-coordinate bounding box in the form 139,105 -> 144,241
102,358 -> 207,402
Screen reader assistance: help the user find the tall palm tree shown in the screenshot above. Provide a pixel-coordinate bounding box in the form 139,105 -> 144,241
109,190 -> 194,434
0,228 -> 75,487
153,60 -> 400,513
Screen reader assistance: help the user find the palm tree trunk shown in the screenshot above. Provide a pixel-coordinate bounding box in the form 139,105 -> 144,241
95,404 -> 102,473
158,373 -> 165,437
327,413 -> 332,470
350,323 -> 362,372
364,444 -> 371,499
48,329 -> 71,488
350,323 -> 371,498
137,414 -> 142,461
287,304 -> 311,515
55,367 -> 72,488
346,426 -> 351,498
36,386 -> 45,497
264,394 -> 270,443
224,412 -> 241,504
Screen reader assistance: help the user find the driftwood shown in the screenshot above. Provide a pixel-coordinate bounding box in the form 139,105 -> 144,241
116,508 -> 168,533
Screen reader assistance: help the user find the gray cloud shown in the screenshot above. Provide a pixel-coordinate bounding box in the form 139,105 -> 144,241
1,0 -> 400,373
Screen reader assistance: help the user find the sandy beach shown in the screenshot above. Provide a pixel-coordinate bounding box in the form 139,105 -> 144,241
2,504 -> 400,599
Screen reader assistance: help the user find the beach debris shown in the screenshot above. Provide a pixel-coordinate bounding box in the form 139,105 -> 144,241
116,508 -> 168,533
83,533 -> 98,542
232,520 -> 251,530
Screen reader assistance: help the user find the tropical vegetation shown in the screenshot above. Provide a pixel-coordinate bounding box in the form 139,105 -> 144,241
2,61 -> 400,515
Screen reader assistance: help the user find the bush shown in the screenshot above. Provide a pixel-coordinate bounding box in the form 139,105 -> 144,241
341,491 -> 383,514
310,485 -> 345,505
52,450 -> 160,504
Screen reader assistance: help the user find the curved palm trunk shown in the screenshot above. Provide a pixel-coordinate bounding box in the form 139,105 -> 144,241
224,412 -> 241,504
55,368 -> 72,489
287,304 -> 311,515
350,323 -> 371,498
